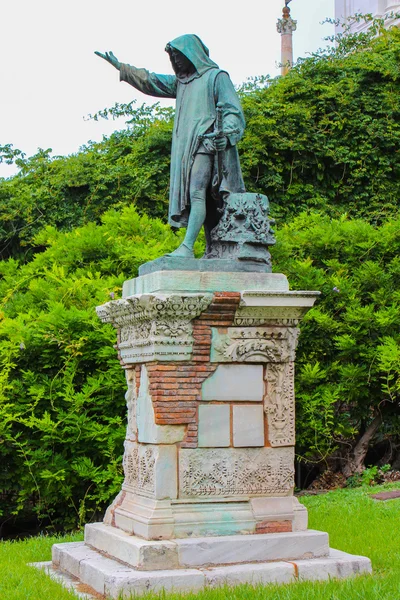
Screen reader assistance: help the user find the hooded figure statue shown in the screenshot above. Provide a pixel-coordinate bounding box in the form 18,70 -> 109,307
95,34 -> 246,258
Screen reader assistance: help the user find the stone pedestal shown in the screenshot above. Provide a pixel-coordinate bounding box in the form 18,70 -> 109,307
45,271 -> 371,597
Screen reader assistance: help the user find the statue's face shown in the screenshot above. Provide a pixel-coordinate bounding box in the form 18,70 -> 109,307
167,47 -> 195,76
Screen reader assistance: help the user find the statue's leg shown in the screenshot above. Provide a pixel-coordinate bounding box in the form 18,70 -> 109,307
168,154 -> 213,258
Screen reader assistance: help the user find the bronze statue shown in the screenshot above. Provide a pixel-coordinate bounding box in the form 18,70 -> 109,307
95,34 -> 246,258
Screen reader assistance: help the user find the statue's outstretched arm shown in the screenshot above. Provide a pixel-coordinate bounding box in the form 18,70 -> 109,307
119,64 -> 177,99
95,50 -> 176,99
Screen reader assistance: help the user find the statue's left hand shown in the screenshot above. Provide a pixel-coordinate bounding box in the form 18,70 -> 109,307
95,50 -> 121,70
214,136 -> 228,151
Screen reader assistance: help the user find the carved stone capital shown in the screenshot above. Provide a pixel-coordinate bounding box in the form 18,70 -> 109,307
277,16 -> 297,34
96,293 -> 213,363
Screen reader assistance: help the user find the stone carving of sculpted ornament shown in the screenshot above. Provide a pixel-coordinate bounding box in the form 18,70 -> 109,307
233,306 -> 306,327
122,441 -> 139,488
179,448 -> 294,498
264,362 -> 295,446
125,369 -> 137,442
211,327 -> 299,363
122,442 -> 156,496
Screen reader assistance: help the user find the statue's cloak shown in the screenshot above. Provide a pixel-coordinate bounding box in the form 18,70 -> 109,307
119,34 -> 245,228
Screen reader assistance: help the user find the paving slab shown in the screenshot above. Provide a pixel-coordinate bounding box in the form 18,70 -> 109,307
370,490 -> 400,501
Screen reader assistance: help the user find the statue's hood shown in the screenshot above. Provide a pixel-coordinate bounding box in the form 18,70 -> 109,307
167,34 -> 219,80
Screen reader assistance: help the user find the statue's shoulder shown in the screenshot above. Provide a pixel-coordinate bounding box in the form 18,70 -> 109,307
203,68 -> 228,88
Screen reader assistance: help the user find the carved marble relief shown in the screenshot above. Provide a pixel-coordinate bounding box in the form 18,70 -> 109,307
122,442 -> 177,500
179,448 -> 294,498
96,294 -> 212,363
138,447 -> 156,495
208,192 -> 275,267
211,327 -> 299,363
122,441 -> 139,488
122,442 -> 155,496
264,362 -> 295,447
125,369 -> 137,442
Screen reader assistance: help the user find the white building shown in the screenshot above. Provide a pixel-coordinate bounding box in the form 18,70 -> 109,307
335,0 -> 400,33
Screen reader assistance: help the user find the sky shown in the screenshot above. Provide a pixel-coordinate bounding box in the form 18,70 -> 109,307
0,0 -> 334,178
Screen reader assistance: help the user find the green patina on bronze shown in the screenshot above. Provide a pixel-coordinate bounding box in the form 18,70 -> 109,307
95,35 -> 275,269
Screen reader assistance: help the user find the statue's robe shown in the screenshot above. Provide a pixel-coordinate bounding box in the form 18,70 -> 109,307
119,34 -> 246,230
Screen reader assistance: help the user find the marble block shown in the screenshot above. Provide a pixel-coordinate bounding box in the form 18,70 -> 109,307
136,365 -> 185,444
175,530 -> 329,567
198,405 -> 230,447
201,364 -> 264,401
85,523 -> 179,570
123,271 -> 290,296
233,405 -> 265,447
118,443 -> 178,501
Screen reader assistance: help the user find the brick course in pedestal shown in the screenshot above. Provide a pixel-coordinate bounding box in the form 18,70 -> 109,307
256,520 -> 293,534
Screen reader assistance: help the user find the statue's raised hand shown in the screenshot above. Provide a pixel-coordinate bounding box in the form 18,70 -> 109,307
95,50 -> 121,70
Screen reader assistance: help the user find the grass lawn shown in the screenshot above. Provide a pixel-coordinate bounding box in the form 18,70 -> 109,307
1,483 -> 399,600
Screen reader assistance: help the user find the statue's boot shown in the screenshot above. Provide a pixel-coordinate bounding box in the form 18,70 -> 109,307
167,243 -> 195,258
167,191 -> 206,258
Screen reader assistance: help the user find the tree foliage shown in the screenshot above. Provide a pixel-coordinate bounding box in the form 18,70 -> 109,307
240,23 -> 400,222
0,106 -> 173,259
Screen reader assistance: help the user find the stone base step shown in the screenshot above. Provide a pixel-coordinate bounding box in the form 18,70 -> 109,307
84,523 -> 330,570
35,544 -> 371,599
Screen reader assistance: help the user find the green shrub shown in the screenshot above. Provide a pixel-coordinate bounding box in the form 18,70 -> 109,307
0,206 -> 183,530
273,212 -> 400,469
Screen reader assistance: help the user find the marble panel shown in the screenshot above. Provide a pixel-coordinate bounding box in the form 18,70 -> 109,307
201,365 -> 264,402
179,447 -> 294,498
233,405 -> 264,447
136,365 -> 185,444
198,405 -> 230,447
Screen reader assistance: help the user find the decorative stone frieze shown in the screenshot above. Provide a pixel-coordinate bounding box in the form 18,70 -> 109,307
125,368 -> 138,442
211,326 -> 299,363
122,440 -> 139,488
179,447 -> 294,498
233,308 -> 302,327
